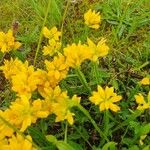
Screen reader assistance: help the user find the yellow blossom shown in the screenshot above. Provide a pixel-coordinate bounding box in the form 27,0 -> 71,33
139,135 -> 147,145
0,29 -> 21,53
84,9 -> 101,29
87,38 -> 109,62
43,26 -> 61,41
7,96 -> 49,131
38,86 -> 66,114
0,58 -> 41,97
0,134 -> 37,150
36,69 -> 61,97
11,65 -> 40,97
63,43 -> 92,68
0,138 -> 9,150
140,77 -> 150,85
135,91 -> 150,111
45,54 -> 69,81
0,58 -> 28,80
52,93 -> 80,125
0,111 -> 14,140
43,39 -> 61,56
89,86 -> 122,112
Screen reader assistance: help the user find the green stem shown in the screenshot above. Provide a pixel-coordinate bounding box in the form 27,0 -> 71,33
84,26 -> 89,39
64,121 -> 68,143
33,0 -> 51,66
60,0 -> 71,44
77,104 -> 109,142
75,67 -> 91,94
104,110 -> 109,137
92,61 -> 100,85
73,125 -> 93,149
100,110 -> 110,146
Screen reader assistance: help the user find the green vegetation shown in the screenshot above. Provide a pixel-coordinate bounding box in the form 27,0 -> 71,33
0,0 -> 150,149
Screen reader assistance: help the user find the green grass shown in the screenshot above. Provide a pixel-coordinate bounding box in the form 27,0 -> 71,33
0,0 -> 150,149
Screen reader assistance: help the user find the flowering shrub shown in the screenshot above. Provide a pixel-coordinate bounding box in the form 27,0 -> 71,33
0,5 -> 149,150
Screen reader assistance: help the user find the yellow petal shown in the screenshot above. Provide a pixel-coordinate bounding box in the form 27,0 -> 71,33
135,94 -> 145,104
140,77 -> 150,85
99,102 -> 105,111
109,103 -> 120,112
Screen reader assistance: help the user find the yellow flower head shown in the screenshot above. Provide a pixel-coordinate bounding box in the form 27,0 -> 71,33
0,29 -> 21,53
89,86 -> 122,112
1,58 -> 48,98
139,135 -> 147,145
45,54 -> 69,81
84,9 -> 101,29
36,69 -> 60,97
9,63 -> 42,98
0,58 -> 28,80
3,134 -> 37,150
7,96 -> 49,131
43,26 -> 61,41
43,39 -> 61,56
63,42 -> 92,68
0,111 -> 14,140
87,38 -> 109,62
52,92 -> 81,125
140,77 -> 150,85
135,91 -> 150,111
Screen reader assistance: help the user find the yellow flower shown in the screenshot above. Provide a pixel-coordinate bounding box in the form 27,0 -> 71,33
0,29 -> 21,53
45,54 -> 69,81
52,92 -> 80,125
140,77 -> 150,85
11,65 -> 40,98
0,58 -> 28,80
135,91 -> 150,111
0,111 -> 14,140
42,26 -> 61,56
6,134 -> 37,150
84,9 -> 101,29
0,138 -> 9,150
0,58 -> 42,97
87,38 -> 109,62
64,42 -> 92,68
89,86 -> 122,112
36,69 -> 59,97
43,26 -> 61,41
7,96 -> 49,131
43,39 -> 61,56
139,135 -> 147,145
38,86 -> 66,114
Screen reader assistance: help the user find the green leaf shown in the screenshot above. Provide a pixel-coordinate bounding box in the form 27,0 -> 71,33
128,145 -> 139,150
11,50 -> 25,61
138,123 -> 150,136
102,142 -> 116,150
56,141 -> 76,150
28,127 -> 52,147
68,141 -> 83,150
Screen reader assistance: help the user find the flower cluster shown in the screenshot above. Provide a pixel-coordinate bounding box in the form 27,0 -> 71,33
42,26 -> 61,56
1,8 -> 148,148
0,29 -> 21,53
0,134 -> 36,150
0,9 -> 111,145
